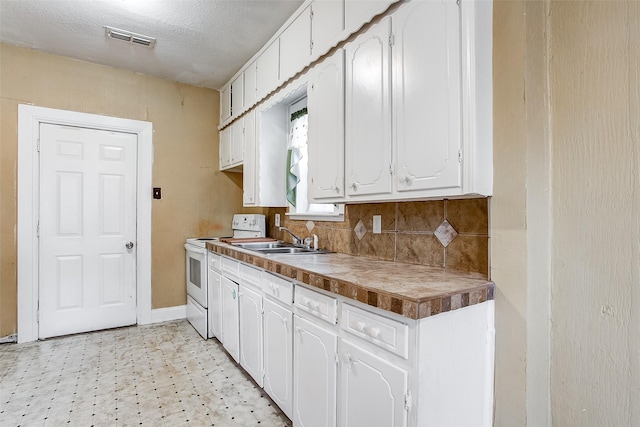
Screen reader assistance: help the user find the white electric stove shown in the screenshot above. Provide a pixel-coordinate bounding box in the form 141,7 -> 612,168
184,214 -> 266,338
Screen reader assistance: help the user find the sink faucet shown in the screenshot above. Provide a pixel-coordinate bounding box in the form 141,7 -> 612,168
279,227 -> 302,245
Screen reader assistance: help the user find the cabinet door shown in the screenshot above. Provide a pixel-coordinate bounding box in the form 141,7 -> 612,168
239,284 -> 263,387
231,74 -> 244,117
230,118 -> 244,166
208,268 -> 222,339
256,40 -> 280,101
280,6 -> 312,82
345,18 -> 392,197
345,0 -> 397,35
263,298 -> 293,419
308,49 -> 345,201
243,110 -> 257,205
219,127 -> 231,169
393,0 -> 461,193
339,340 -> 408,427
311,0 -> 345,61
244,61 -> 257,108
294,315 -> 337,427
221,277 -> 240,362
220,84 -> 232,122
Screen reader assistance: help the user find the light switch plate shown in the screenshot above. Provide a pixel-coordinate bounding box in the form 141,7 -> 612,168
275,214 -> 280,227
373,215 -> 381,234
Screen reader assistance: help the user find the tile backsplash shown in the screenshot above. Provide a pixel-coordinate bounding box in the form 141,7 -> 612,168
267,198 -> 489,277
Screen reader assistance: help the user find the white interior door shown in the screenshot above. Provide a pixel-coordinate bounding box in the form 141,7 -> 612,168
38,123 -> 137,339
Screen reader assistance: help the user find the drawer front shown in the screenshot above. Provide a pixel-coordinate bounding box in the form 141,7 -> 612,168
341,303 -> 409,359
262,272 -> 294,306
209,252 -> 221,271
295,286 -> 337,325
221,256 -> 239,282
240,263 -> 262,289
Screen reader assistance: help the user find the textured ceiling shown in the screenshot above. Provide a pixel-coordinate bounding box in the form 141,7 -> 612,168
0,0 -> 304,89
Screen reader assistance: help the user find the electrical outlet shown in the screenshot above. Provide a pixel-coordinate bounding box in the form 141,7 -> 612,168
275,214 -> 280,227
373,215 -> 381,234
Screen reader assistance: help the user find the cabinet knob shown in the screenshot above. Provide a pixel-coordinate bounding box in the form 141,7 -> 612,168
369,327 -> 381,339
399,176 -> 411,185
351,183 -> 358,191
125,241 -> 134,250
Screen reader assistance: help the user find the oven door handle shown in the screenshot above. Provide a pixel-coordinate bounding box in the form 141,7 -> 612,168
184,244 -> 207,255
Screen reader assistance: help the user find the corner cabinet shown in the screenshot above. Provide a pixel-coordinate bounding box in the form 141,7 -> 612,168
220,117 -> 244,172
308,48 -> 345,200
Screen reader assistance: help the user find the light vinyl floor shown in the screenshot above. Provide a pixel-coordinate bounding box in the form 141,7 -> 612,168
0,320 -> 292,427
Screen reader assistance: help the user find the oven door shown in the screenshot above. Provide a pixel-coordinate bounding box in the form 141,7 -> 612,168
184,243 -> 207,308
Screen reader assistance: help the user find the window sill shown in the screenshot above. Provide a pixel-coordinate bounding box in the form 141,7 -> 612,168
286,212 -> 345,222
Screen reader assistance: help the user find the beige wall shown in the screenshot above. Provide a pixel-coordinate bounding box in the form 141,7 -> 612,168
0,43 -> 245,337
492,1 -> 640,425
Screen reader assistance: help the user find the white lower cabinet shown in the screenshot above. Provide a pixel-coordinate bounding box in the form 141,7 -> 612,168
239,283 -> 263,386
221,276 -> 240,363
208,256 -> 494,427
293,314 -> 337,427
208,266 -> 222,339
263,297 -> 294,419
338,340 -> 408,427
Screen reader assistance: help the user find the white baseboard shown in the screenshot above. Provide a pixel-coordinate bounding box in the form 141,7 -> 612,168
149,305 -> 187,324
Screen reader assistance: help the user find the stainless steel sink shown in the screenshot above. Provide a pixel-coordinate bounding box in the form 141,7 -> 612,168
232,241 -> 330,255
233,242 -> 293,250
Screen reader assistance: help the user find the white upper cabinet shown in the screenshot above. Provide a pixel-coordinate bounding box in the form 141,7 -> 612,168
308,49 -> 345,201
231,74 -> 244,117
219,126 -> 231,169
220,118 -> 244,172
310,0 -> 345,62
256,40 -> 281,101
345,17 -> 392,198
244,60 -> 258,109
393,0 -> 461,194
243,110 -> 257,205
280,6 -> 312,83
220,83 -> 232,122
344,0 -> 398,35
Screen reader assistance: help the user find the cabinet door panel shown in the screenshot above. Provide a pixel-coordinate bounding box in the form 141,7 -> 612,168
219,127 -> 231,169
256,40 -> 280,100
393,0 -> 461,192
220,84 -> 232,122
231,74 -> 244,117
221,277 -> 239,362
208,268 -> 222,339
263,299 -> 293,418
280,6 -> 312,82
345,18 -> 392,197
244,61 -> 257,108
243,110 -> 256,205
308,49 -> 345,200
339,340 -> 408,427
231,118 -> 244,166
311,0 -> 345,60
294,315 -> 337,427
239,284 -> 263,387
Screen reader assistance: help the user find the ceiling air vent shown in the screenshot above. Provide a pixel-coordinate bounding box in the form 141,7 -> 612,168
104,26 -> 156,48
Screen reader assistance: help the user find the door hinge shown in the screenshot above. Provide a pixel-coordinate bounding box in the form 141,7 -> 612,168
310,9 -> 314,20
335,352 -> 339,365
458,149 -> 463,163
389,34 -> 395,46
404,391 -> 413,412
36,302 -> 40,322
389,162 -> 394,176
37,221 -> 40,238
36,139 -> 40,152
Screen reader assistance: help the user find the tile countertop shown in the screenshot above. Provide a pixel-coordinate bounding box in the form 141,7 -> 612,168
207,241 -> 494,321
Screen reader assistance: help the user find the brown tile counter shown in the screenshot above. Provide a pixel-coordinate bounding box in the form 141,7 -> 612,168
207,241 -> 494,320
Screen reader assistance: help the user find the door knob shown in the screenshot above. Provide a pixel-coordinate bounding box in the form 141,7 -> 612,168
125,242 -> 134,249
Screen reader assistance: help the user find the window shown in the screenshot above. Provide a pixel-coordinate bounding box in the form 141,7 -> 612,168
286,97 -> 344,221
